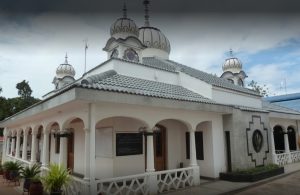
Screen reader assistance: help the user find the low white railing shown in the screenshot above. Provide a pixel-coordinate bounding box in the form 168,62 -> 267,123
97,172 -> 149,195
276,152 -> 290,166
157,167 -> 194,193
96,167 -> 196,195
64,176 -> 90,195
290,151 -> 300,163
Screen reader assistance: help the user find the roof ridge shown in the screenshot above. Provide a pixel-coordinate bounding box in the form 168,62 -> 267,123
164,59 -> 260,96
81,70 -> 117,85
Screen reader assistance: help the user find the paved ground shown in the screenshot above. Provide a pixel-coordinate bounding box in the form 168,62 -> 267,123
0,176 -> 22,195
166,162 -> 300,195
234,171 -> 300,195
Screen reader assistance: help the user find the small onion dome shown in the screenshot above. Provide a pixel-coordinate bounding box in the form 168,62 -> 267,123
222,57 -> 243,73
139,26 -> 171,54
56,54 -> 75,79
110,3 -> 139,39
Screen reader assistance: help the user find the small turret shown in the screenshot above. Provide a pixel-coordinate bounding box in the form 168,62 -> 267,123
220,49 -> 247,87
53,54 -> 76,89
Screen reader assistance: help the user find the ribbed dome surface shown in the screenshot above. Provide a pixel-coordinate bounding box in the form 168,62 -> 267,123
110,18 -> 139,38
222,57 -> 243,72
139,27 -> 171,53
56,56 -> 75,78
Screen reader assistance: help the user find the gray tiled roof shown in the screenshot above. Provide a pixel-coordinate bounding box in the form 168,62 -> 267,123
78,71 -> 215,104
142,57 -> 260,96
262,101 -> 300,115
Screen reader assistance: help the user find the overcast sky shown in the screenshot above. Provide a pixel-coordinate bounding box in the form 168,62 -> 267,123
1,0 -> 300,98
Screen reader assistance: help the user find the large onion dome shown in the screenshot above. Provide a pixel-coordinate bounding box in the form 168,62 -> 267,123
56,54 -> 75,79
139,26 -> 171,54
139,0 -> 171,59
110,3 -> 139,39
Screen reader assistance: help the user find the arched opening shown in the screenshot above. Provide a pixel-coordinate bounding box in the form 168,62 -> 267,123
196,121 -> 213,177
36,126 -> 43,163
154,119 -> 190,171
288,126 -> 297,151
145,124 -> 167,171
48,122 -> 60,165
63,117 -> 85,176
7,131 -> 12,155
273,125 -> 285,153
95,116 -> 149,179
27,128 -> 32,159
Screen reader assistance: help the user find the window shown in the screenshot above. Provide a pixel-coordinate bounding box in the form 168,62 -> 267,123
186,131 -> 204,160
55,136 -> 60,154
123,48 -> 139,62
116,133 -> 143,156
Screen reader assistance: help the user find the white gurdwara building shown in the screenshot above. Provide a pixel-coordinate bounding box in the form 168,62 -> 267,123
2,1 -> 300,194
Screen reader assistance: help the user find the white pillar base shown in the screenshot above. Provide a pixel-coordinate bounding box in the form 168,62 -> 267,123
148,174 -> 158,195
192,166 -> 200,186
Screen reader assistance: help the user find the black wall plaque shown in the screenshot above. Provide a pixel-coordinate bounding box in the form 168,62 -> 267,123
252,130 -> 263,153
116,133 -> 143,156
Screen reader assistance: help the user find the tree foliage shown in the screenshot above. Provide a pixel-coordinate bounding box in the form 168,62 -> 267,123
16,80 -> 32,99
0,80 -> 40,121
248,80 -> 270,97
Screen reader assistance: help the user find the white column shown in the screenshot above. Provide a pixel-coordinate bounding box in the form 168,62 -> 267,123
146,132 -> 155,172
31,131 -> 38,164
59,133 -> 68,167
145,128 -> 158,195
284,129 -> 292,163
83,128 -> 90,180
2,130 -> 7,164
89,104 -> 97,195
42,130 -> 50,166
11,136 -> 16,156
6,137 -> 11,156
22,130 -> 28,161
15,131 -> 21,159
270,130 -> 278,164
189,130 -> 197,166
189,129 -> 200,186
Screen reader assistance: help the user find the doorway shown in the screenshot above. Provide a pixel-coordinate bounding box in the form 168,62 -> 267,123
67,132 -> 74,171
145,125 -> 167,171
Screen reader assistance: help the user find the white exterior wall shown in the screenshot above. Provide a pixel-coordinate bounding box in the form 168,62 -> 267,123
179,72 -> 212,99
50,134 -> 59,164
114,61 -> 178,85
141,48 -> 169,59
95,117 -> 145,179
83,62 -> 114,78
269,118 -> 297,130
211,116 -> 227,177
69,122 -> 85,175
159,120 -> 186,169
212,87 -> 262,108
92,102 -> 226,179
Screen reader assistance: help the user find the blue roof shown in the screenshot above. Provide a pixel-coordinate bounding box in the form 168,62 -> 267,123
264,93 -> 300,112
265,93 -> 300,102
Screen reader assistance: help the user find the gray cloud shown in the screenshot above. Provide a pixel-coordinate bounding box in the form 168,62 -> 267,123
1,0 -> 300,14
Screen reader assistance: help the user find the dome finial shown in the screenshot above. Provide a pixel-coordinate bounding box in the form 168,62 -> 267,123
143,0 -> 150,27
123,0 -> 127,18
229,48 -> 233,57
65,53 -> 68,64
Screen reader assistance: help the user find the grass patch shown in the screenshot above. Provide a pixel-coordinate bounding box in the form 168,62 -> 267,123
234,164 -> 280,175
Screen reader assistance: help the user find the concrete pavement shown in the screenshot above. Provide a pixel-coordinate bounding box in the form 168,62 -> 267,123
165,162 -> 300,195
0,177 -> 22,195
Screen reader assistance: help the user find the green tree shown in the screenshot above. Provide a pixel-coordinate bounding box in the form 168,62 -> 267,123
16,80 -> 32,99
248,80 -> 270,97
0,80 -> 40,121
